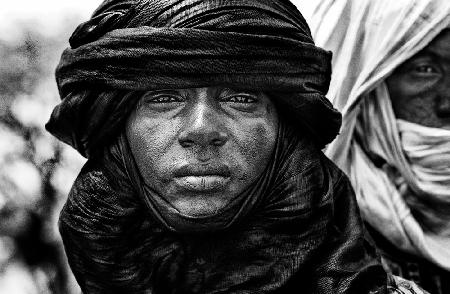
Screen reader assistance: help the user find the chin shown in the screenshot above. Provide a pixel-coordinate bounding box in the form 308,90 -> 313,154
171,197 -> 231,217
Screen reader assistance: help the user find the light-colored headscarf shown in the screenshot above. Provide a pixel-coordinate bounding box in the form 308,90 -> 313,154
309,0 -> 450,270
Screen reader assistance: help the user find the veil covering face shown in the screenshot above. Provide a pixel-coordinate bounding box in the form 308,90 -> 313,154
310,0 -> 450,270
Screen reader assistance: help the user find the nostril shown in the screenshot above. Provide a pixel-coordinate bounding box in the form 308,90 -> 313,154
178,129 -> 228,148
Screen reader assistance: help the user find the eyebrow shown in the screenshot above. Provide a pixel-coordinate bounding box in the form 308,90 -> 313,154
220,87 -> 259,96
146,89 -> 180,94
414,47 -> 450,63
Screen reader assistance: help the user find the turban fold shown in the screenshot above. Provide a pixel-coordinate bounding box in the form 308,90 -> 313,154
50,1 -> 391,292
46,0 -> 341,157
310,0 -> 450,272
59,122 -> 389,293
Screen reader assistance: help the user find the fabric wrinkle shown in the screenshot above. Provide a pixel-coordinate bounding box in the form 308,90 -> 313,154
48,0 -> 395,293
45,0 -> 341,157
58,121 -> 390,293
309,0 -> 450,271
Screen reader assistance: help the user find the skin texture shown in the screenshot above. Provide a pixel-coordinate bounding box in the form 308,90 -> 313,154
387,29 -> 450,129
126,87 -> 278,216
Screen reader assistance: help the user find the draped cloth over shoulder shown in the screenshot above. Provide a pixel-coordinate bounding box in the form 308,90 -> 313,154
309,0 -> 450,270
60,122 -> 390,293
45,0 -> 341,157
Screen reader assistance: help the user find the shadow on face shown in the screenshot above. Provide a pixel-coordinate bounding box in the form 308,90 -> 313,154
387,29 -> 450,129
126,87 -> 279,216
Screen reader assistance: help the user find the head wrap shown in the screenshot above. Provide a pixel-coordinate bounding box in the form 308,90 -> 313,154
398,120 -> 450,208
309,0 -> 450,269
45,0 -> 341,158
51,1 -> 390,292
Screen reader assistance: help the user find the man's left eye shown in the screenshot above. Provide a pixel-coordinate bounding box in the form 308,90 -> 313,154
223,95 -> 257,103
147,95 -> 182,103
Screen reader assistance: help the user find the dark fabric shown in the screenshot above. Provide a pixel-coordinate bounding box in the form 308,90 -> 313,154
46,0 -> 341,157
59,123 -> 389,293
366,223 -> 450,294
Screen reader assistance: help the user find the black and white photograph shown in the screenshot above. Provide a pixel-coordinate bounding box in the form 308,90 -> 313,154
0,0 -> 448,293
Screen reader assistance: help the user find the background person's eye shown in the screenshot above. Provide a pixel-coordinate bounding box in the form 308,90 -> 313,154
413,64 -> 439,75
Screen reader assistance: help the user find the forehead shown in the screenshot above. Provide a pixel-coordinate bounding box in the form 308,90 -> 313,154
417,29 -> 450,60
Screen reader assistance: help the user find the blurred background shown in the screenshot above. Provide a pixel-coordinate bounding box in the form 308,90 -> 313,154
0,1 -> 100,293
0,1 -> 313,293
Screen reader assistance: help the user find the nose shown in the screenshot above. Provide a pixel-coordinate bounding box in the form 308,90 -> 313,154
437,96 -> 450,117
178,102 -> 228,148
436,79 -> 450,117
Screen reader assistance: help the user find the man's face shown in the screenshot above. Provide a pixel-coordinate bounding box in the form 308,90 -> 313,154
126,87 -> 278,216
387,29 -> 450,129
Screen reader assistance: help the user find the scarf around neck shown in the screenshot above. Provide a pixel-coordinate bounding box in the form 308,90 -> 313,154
309,0 -> 450,268
397,120 -> 450,235
58,122 -> 389,293
351,83 -> 450,270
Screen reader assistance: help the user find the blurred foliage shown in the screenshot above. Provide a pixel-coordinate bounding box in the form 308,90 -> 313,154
0,22 -> 85,293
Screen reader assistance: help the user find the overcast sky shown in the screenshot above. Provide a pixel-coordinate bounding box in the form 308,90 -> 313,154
0,0 -> 103,41
1,0 -> 101,23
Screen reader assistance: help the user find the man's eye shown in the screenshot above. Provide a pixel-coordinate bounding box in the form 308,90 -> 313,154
414,65 -> 438,74
147,95 -> 183,103
223,95 -> 257,103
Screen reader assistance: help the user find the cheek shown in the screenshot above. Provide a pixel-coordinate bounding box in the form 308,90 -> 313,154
232,117 -> 278,175
126,115 -> 179,180
387,78 -> 441,127
387,73 -> 438,103
396,80 -> 437,96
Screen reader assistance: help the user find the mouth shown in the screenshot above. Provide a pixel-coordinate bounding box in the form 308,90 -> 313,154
173,164 -> 231,192
174,176 -> 230,192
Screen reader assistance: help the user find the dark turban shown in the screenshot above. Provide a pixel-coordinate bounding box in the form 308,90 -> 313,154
47,1 -> 391,293
46,0 -> 341,157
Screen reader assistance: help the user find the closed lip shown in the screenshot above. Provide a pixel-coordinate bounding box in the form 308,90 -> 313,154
173,164 -> 231,192
173,164 -> 231,178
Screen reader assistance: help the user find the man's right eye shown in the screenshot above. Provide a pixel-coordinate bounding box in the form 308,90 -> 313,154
146,94 -> 183,103
138,92 -> 186,112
